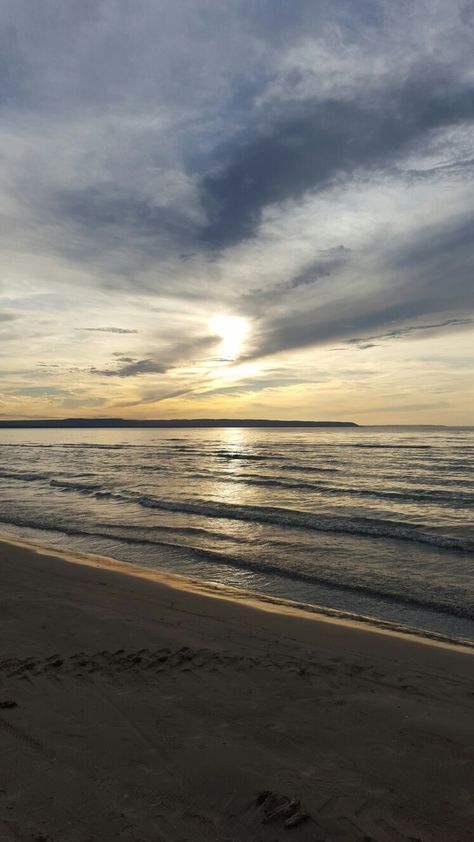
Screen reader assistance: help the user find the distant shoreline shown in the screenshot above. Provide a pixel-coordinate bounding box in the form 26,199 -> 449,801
0,418 -> 358,429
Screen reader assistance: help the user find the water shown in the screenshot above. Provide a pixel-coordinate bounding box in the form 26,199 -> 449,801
0,426 -> 473,644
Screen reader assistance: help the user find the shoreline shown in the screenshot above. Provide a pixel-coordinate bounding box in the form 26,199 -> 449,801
1,529 -> 472,654
1,529 -> 473,840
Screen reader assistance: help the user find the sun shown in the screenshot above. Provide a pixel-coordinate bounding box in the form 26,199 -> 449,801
210,314 -> 250,359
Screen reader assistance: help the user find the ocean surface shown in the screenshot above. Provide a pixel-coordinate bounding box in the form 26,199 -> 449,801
0,426 -> 473,644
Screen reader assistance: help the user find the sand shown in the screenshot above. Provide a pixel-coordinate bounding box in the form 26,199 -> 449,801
0,534 -> 472,842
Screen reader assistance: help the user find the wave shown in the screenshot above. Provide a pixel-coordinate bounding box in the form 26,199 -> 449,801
3,462 -> 472,507
0,443 -> 130,450
214,449 -> 274,461
4,463 -> 470,549
179,466 -> 474,507
0,442 -> 159,451
166,463 -> 473,502
0,471 -> 111,491
2,458 -> 472,529
0,514 -> 471,623
49,479 -> 105,493
336,443 -> 434,449
134,496 -> 474,552
0,512 -> 236,549
0,469 -> 50,482
177,544 -> 474,620
280,464 -> 341,473
189,472 -> 474,506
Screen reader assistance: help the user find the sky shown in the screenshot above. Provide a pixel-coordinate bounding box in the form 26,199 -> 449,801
0,0 -> 473,425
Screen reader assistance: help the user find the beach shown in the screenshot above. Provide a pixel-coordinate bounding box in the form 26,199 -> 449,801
0,534 -> 472,841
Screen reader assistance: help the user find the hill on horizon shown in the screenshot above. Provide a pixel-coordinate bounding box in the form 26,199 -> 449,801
0,417 -> 358,429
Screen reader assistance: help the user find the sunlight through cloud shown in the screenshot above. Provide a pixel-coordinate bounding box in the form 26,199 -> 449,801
209,315 -> 250,360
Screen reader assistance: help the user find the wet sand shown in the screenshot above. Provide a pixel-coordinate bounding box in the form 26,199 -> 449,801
0,533 -> 472,841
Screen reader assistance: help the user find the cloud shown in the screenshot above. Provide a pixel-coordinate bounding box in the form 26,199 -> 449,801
200,72 -> 474,247
77,327 -> 139,334
347,317 -> 474,347
249,247 -> 351,301
0,0 -> 473,422
49,180 -> 202,267
195,376 -> 301,400
242,211 -> 474,360
92,359 -> 167,378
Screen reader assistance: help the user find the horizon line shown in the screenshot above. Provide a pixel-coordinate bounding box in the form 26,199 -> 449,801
0,417 -> 359,428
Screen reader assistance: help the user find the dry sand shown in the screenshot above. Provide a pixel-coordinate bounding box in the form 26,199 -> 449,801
0,534 -> 472,842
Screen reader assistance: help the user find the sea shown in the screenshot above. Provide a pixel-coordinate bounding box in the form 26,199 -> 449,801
0,426 -> 473,645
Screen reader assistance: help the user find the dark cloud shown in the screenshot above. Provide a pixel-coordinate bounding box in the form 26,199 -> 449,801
404,156 -> 474,181
77,327 -> 139,334
201,74 -> 474,247
52,186 -> 198,258
353,343 -> 381,350
252,301 -> 472,362
347,317 -> 474,347
249,247 -> 351,302
244,213 -> 474,359
85,336 -> 217,382
93,358 -> 167,377
288,248 -> 350,289
383,213 -> 474,287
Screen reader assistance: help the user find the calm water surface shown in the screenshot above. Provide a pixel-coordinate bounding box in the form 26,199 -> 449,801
0,426 -> 472,643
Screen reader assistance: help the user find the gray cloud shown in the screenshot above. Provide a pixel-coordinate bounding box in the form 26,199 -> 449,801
288,248 -> 350,289
197,376 -> 303,399
2,2 -> 472,283
77,327 -> 139,334
93,359 -> 167,378
50,184 -> 200,265
249,247 -> 351,302
244,212 -> 474,359
347,318 -> 474,347
201,73 -> 474,247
